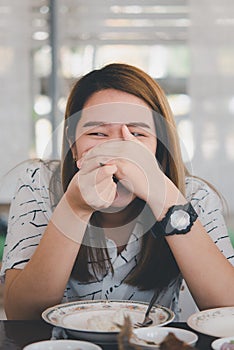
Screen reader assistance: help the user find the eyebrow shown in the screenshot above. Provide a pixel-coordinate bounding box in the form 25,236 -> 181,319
82,121 -> 151,129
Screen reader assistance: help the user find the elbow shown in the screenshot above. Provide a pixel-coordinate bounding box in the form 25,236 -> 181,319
4,299 -> 42,320
196,293 -> 234,311
4,292 -> 47,320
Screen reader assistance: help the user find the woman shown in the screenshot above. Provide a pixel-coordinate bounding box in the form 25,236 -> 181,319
1,63 -> 234,320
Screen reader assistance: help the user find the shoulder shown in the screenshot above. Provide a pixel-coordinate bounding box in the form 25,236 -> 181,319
185,177 -> 234,264
185,176 -> 223,216
11,159 -> 61,211
185,176 -> 214,197
12,159 -> 61,197
18,159 -> 60,185
185,176 -> 221,204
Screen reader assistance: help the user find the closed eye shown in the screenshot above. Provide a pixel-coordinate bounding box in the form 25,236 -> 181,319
87,132 -> 107,136
131,131 -> 146,137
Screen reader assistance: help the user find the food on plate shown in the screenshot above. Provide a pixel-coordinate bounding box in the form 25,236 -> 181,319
221,340 -> 234,350
118,316 -> 141,350
118,316 -> 196,350
159,332 -> 196,350
87,309 -> 129,332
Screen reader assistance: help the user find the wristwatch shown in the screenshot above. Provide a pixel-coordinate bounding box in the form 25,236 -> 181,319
151,202 -> 198,238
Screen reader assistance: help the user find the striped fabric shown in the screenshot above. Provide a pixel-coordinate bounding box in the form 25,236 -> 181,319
0,160 -> 233,320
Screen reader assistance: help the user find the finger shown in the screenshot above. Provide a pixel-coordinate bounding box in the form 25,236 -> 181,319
76,159 -> 83,169
97,178 -> 117,204
96,164 -> 118,181
77,154 -> 107,173
76,151 -> 89,169
80,159 -> 117,176
122,124 -> 136,141
83,172 -> 117,209
81,140 -> 130,164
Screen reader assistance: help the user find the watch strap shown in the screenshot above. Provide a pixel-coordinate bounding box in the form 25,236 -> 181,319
151,202 -> 198,239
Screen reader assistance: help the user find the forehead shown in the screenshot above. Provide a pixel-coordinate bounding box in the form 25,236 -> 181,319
77,102 -> 156,131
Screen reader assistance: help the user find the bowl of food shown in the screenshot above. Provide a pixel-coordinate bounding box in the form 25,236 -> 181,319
130,326 -> 198,349
187,307 -> 234,337
23,340 -> 102,350
212,337 -> 234,350
42,300 -> 174,344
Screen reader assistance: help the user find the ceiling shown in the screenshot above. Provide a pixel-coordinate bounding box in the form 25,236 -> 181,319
24,0 -> 190,47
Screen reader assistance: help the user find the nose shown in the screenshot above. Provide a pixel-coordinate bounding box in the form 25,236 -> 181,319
108,123 -> 125,140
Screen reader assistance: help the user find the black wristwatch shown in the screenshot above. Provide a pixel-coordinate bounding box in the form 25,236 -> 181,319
151,202 -> 198,238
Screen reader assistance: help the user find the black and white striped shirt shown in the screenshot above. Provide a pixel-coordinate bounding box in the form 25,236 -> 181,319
1,160 -> 234,319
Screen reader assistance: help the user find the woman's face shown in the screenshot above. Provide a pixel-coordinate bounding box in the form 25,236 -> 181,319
73,89 -> 157,208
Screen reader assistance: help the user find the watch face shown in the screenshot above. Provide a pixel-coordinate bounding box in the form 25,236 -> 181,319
170,209 -> 190,230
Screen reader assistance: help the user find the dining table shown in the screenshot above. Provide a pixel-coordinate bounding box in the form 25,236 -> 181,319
0,319 -> 218,350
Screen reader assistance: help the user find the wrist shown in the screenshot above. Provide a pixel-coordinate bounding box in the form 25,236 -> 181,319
51,195 -> 92,244
151,202 -> 198,239
148,178 -> 187,220
66,195 -> 94,221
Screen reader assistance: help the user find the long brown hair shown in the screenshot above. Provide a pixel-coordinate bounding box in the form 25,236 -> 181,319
54,63 -> 187,289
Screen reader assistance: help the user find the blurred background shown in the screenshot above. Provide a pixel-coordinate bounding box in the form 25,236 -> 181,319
0,0 -> 234,316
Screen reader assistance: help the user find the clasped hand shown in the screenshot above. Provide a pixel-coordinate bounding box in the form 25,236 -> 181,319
67,129 -> 166,215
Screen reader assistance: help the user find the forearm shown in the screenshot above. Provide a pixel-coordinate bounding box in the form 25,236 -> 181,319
148,176 -> 187,220
149,179 -> 234,310
4,196 -> 92,319
166,221 -> 234,310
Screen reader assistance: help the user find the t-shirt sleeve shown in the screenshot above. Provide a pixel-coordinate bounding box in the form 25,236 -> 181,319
186,177 -> 234,266
0,161 -> 54,282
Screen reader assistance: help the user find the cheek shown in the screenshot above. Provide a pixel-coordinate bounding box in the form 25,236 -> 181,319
75,141 -> 89,159
75,138 -> 102,159
144,137 -> 157,154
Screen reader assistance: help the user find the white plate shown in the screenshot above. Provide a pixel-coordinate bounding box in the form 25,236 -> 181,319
187,307 -> 234,337
212,337 -> 234,350
23,340 -> 102,350
42,300 -> 174,344
130,326 -> 198,349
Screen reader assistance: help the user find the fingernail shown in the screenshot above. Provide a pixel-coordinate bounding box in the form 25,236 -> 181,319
76,159 -> 82,168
